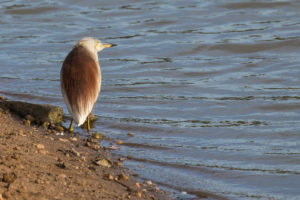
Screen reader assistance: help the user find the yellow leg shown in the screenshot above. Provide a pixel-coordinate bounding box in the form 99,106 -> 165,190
68,119 -> 74,133
87,115 -> 90,135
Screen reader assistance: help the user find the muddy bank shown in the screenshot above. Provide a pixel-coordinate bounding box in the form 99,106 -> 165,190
0,98 -> 171,200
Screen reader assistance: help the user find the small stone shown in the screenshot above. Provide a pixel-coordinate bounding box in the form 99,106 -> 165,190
24,120 -> 31,127
119,173 -> 129,181
115,161 -> 122,167
18,130 -> 24,136
56,163 -> 66,169
18,164 -> 24,170
127,132 -> 134,137
81,156 -> 86,162
55,126 -> 64,132
71,148 -> 80,156
3,173 -> 16,183
135,182 -> 141,188
36,144 -> 45,150
116,140 -> 124,145
11,153 -> 19,160
57,174 -> 66,179
181,191 -> 187,195
13,146 -> 20,151
136,191 -> 142,198
91,144 -> 100,150
86,137 -> 98,144
94,159 -> 112,168
35,179 -> 42,184
58,138 -> 68,142
39,149 -> 48,155
127,155 -> 132,159
70,137 -> 77,142
109,145 -> 117,150
92,132 -> 104,139
146,180 -> 152,186
56,132 -> 64,136
119,157 -> 125,162
103,173 -> 114,180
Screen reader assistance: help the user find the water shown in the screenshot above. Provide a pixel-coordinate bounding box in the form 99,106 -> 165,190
1,0 -> 300,199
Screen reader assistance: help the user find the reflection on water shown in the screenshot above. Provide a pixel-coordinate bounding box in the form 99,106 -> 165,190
1,0 -> 300,199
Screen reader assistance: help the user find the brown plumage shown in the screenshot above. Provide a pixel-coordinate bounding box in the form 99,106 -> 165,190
60,37 -> 115,131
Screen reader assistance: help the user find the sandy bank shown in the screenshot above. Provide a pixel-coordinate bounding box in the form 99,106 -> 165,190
0,97 -> 171,200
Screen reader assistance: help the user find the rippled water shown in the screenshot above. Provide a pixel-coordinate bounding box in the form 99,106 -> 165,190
1,0 -> 300,199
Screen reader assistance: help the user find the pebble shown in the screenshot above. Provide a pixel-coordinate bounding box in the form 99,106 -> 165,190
36,144 -> 45,150
39,149 -> 48,155
90,144 -> 100,150
56,132 -> 64,136
3,173 -> 16,183
92,132 -> 104,139
70,137 -> 77,142
18,130 -> 24,136
135,182 -> 141,188
71,148 -> 80,156
116,140 -> 124,145
181,191 -> 187,195
57,174 -> 67,179
35,179 -> 42,184
58,138 -> 68,142
136,191 -> 142,198
81,156 -> 86,162
155,187 -> 160,192
103,173 -> 114,180
94,159 -> 112,168
119,173 -> 129,181
127,132 -> 134,137
56,163 -> 66,169
55,126 -> 64,132
146,180 -> 152,186
119,157 -> 125,162
24,120 -> 31,127
18,164 -> 24,170
109,145 -> 117,150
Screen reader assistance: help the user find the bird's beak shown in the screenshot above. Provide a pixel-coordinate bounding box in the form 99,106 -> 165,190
104,43 -> 117,48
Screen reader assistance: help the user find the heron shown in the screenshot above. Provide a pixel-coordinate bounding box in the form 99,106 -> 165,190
60,37 -> 115,133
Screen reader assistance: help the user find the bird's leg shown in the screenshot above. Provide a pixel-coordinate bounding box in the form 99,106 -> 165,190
68,119 -> 74,133
87,115 -> 91,136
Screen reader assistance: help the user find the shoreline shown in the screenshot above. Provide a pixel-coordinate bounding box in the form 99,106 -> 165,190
0,97 -> 171,200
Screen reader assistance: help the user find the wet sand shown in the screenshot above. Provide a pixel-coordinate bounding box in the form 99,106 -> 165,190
0,98 -> 170,200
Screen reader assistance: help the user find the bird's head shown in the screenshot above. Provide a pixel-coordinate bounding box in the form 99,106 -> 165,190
76,37 -> 116,54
